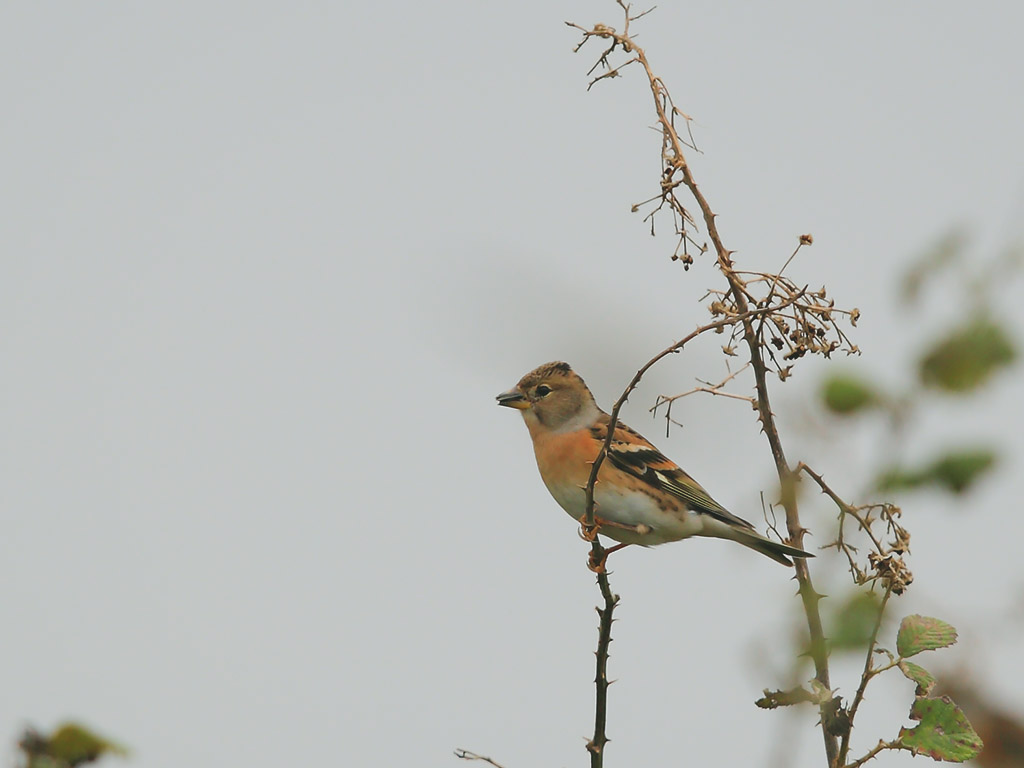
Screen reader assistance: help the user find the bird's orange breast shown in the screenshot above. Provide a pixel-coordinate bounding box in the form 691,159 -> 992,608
531,428 -> 602,488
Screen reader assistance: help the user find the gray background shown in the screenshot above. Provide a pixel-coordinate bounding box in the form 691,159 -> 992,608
3,2 -> 1023,766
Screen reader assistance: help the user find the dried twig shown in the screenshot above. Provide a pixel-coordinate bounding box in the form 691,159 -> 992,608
840,585 -> 893,765
800,463 -> 912,595
454,749 -> 507,768
650,363 -> 754,436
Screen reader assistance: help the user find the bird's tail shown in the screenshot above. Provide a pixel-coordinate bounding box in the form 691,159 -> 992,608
733,530 -> 813,567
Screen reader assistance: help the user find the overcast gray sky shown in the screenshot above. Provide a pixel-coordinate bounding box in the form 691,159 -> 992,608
3,2 -> 1023,767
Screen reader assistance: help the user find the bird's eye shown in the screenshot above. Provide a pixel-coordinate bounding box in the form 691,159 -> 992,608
535,384 -> 552,397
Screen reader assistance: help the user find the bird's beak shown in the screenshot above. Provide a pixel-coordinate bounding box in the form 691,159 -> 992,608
496,389 -> 528,410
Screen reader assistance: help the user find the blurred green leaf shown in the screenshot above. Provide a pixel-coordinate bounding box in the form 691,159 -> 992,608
898,696 -> 983,762
19,723 -> 127,767
829,590 -> 882,651
876,448 -> 997,495
919,317 -> 1017,392
929,450 -> 998,493
821,374 -> 881,415
48,724 -> 127,765
899,660 -> 937,696
876,467 -> 919,493
897,615 -> 958,658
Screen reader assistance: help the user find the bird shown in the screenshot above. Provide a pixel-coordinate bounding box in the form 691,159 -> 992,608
497,361 -> 812,571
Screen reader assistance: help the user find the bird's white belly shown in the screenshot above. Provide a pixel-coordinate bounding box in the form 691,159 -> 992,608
544,478 -> 704,546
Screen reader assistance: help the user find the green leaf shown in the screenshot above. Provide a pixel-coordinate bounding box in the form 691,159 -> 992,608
20,723 -> 128,767
899,660 -> 937,696
875,467 -> 921,493
829,590 -> 883,651
919,317 -> 1017,392
928,450 -> 998,494
898,696 -> 983,762
897,615 -> 958,658
876,448 -> 997,495
821,374 -> 881,415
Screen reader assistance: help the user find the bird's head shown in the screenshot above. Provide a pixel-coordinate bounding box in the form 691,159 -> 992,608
496,361 -> 601,434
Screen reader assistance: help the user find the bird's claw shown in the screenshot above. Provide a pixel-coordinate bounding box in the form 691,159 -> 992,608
587,541 -> 632,573
577,514 -> 601,542
588,548 -> 609,573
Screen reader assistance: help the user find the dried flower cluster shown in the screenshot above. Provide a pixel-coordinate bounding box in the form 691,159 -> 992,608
801,465 -> 914,595
706,275 -> 860,382
569,4 -> 859,387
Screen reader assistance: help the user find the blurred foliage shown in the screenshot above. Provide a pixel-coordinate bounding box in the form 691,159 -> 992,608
877,448 -> 998,495
919,317 -> 1017,393
828,590 -> 884,651
17,723 -> 127,768
821,374 -> 881,415
817,231 -> 1016,500
805,229 -> 1024,766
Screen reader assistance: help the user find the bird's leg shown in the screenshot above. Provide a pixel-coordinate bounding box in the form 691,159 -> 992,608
578,515 -> 651,542
588,542 -> 633,573
583,520 -> 650,572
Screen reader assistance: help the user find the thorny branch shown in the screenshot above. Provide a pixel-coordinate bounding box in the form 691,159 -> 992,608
587,569 -> 618,767
841,585 -> 893,765
795,458 -> 928,768
569,3 -> 861,766
796,464 -> 916,767
845,739 -> 909,768
579,301 -> 799,768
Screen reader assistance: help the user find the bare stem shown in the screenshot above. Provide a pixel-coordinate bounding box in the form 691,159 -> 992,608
743,331 -> 838,767
845,739 -> 906,768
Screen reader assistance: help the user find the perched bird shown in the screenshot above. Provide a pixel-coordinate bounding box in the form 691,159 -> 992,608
497,361 -> 811,570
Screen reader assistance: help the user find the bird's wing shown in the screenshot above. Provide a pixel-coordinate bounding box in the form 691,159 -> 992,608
591,416 -> 756,532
